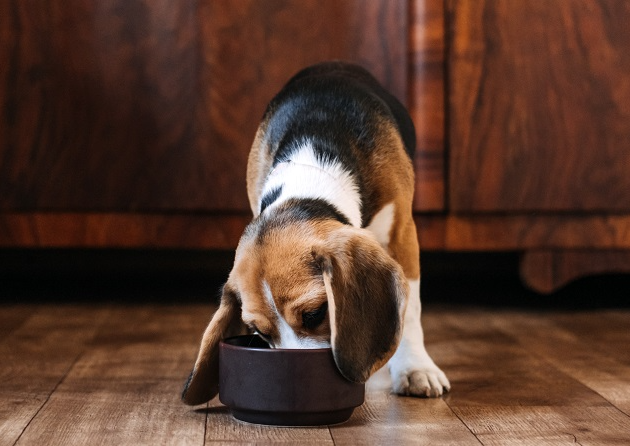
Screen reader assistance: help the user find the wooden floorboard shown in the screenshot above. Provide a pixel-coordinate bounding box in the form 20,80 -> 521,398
0,305 -> 36,340
0,305 -> 110,446
491,309 -> 630,417
329,368 -> 480,445
204,398 -> 335,445
1,303 -> 629,445
426,307 -> 630,445
13,305 -> 212,446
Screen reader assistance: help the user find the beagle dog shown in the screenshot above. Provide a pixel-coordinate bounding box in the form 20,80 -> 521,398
182,62 -> 450,406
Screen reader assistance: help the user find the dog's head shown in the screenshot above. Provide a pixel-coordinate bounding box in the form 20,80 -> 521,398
181,213 -> 408,405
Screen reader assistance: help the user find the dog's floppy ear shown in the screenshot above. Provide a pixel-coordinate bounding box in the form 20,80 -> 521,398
313,227 -> 408,383
181,284 -> 245,405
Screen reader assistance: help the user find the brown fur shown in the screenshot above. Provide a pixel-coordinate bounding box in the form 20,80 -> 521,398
181,287 -> 246,405
246,124 -> 272,215
313,225 -> 408,381
233,221 -> 331,346
363,121 -> 419,280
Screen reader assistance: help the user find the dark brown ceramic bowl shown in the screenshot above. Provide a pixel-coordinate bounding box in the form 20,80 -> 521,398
218,335 -> 365,426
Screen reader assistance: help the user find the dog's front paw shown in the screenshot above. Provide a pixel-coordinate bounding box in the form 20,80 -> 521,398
391,365 -> 450,398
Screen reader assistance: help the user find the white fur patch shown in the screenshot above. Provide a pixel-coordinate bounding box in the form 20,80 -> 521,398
260,141 -> 362,227
262,280 -> 329,349
387,279 -> 451,396
366,202 -> 395,248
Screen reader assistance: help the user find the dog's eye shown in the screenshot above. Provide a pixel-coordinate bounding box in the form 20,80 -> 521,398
302,302 -> 328,330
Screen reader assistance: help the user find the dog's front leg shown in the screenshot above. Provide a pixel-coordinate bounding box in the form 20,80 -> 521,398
387,279 -> 450,397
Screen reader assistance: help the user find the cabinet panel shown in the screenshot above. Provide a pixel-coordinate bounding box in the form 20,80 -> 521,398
0,0 -> 407,212
410,0 -> 446,211
0,0 -> 200,211
448,0 -> 630,212
198,0 -> 409,212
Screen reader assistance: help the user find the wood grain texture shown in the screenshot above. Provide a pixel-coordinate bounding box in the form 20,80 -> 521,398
426,307 -> 630,444
0,213 -> 250,248
0,0 -> 408,212
417,214 -> 630,251
3,303 -> 630,444
14,305 -> 211,446
520,250 -> 630,293
198,0 -> 408,212
0,0 -> 201,211
409,0 -> 446,212
453,406 -> 630,445
330,368 -> 478,445
429,311 -> 610,409
0,306 -> 109,446
492,310 -> 630,416
204,398 -> 334,445
448,0 -> 630,212
4,212 -> 630,252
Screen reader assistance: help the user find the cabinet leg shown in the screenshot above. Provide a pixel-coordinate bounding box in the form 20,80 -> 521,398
520,250 -> 630,293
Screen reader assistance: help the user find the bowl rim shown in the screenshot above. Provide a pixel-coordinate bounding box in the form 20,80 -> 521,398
220,334 -> 332,353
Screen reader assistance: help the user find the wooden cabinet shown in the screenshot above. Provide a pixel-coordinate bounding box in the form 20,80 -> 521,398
2,0 -> 630,292
439,0 -> 630,291
449,0 -> 630,213
0,0 -> 412,248
0,0 -> 407,212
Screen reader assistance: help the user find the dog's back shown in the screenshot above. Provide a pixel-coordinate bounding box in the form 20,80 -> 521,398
264,61 -> 415,161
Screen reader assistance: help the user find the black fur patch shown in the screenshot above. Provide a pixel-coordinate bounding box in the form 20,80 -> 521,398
255,198 -> 350,245
260,185 -> 283,213
267,62 -> 415,160
284,198 -> 351,226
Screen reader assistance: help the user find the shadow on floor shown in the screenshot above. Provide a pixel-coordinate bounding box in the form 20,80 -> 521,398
420,251 -> 630,310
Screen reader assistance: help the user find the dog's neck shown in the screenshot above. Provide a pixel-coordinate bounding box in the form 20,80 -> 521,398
259,145 -> 362,227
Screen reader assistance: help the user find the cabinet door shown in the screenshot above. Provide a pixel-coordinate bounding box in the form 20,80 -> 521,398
0,0 -> 407,212
448,0 -> 630,212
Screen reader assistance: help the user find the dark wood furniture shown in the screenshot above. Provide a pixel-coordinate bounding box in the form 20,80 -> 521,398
2,0 -> 630,292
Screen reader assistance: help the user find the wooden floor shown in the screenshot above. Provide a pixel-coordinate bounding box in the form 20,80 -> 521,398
1,300 -> 629,445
